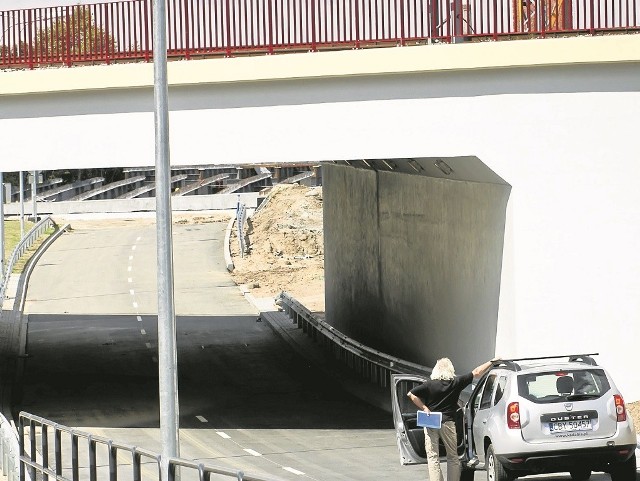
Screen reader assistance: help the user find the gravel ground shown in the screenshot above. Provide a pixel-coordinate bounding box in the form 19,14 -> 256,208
628,400 -> 640,434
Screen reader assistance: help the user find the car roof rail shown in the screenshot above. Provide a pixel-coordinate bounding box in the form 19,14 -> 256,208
567,354 -> 599,366
492,360 -> 522,372
498,353 -> 599,367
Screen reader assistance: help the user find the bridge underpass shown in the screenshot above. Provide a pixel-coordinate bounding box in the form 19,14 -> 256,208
3,35 -> 639,403
12,214 -> 627,481
1,29 -> 639,479
16,217 -> 411,481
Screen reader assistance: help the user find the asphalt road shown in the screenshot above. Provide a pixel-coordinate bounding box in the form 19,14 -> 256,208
18,219 -> 418,481
17,219 -> 625,481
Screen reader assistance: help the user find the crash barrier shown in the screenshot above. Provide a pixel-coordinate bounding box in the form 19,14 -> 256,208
236,202 -> 247,258
0,216 -> 56,312
278,292 -> 431,388
0,414 -> 20,481
18,412 -> 278,481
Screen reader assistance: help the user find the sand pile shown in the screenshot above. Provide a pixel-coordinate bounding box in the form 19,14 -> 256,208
229,184 -> 325,313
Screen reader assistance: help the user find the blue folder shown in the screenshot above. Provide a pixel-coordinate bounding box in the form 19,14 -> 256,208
417,411 -> 442,429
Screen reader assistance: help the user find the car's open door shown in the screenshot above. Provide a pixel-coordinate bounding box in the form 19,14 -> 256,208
390,373 -> 429,465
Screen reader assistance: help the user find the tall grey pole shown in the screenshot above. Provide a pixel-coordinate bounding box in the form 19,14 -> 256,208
153,0 -> 180,475
0,172 -> 4,280
19,171 -> 24,238
31,170 -> 37,222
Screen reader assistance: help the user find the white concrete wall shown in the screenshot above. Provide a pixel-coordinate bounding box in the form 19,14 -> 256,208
1,35 -> 638,400
2,193 -> 259,216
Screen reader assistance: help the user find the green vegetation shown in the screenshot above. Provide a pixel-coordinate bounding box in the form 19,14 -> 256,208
3,220 -> 55,275
4,220 -> 35,259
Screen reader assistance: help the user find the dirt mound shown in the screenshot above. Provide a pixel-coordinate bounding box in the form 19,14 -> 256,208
229,184 -> 325,313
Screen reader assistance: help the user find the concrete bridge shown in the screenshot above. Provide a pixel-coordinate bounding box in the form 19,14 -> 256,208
1,33 -> 639,401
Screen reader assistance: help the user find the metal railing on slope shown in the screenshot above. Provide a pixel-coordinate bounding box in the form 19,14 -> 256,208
0,216 -> 56,312
18,413 -> 277,481
277,292 -> 431,388
236,202 -> 248,258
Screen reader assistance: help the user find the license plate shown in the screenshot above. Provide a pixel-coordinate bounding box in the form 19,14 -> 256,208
549,419 -> 592,433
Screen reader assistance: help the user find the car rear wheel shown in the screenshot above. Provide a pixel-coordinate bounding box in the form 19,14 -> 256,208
610,453 -> 636,481
570,467 -> 591,480
486,445 -> 514,481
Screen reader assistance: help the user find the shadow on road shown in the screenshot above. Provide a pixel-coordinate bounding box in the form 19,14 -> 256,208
17,313 -> 391,430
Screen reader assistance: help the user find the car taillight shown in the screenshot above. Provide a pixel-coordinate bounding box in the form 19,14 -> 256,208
507,402 -> 521,429
614,394 -> 626,422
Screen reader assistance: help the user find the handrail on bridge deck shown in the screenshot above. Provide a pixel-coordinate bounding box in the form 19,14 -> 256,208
1,0 -> 639,69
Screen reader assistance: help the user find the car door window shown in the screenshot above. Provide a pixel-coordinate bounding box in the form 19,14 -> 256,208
493,376 -> 507,405
479,374 -> 497,410
471,378 -> 487,415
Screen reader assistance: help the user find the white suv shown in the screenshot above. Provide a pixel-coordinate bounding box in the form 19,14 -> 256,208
391,354 -> 637,481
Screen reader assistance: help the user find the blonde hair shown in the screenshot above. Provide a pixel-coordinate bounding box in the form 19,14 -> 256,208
431,357 -> 456,381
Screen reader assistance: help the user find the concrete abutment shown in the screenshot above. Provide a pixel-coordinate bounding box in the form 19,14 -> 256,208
324,158 -> 511,372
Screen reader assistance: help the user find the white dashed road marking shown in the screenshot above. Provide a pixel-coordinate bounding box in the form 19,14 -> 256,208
283,467 -> 305,475
124,235 -> 313,479
211,430 -> 310,479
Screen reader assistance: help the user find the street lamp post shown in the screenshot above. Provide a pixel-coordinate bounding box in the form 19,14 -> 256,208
19,171 -> 25,238
153,0 -> 180,477
31,170 -> 38,222
0,172 -> 5,280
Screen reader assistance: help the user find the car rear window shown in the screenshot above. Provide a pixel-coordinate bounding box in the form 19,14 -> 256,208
517,369 -> 610,404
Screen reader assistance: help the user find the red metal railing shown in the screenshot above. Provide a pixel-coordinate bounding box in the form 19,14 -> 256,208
1,0 -> 639,69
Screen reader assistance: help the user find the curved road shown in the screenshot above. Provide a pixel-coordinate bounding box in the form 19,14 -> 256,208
18,218 -> 419,481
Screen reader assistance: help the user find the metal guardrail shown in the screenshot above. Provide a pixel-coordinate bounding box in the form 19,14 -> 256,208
0,216 -> 56,312
18,413 -> 278,481
1,414 -> 20,481
236,202 -> 248,258
278,292 -> 431,388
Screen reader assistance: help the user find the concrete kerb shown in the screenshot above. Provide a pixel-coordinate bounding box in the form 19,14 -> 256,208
15,224 -> 72,355
1,222 -> 71,421
236,286 -> 394,413
224,204 -> 394,413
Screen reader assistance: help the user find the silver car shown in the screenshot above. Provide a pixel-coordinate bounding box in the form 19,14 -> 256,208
391,354 -> 637,481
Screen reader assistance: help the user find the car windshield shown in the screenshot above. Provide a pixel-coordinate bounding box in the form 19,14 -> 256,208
517,369 -> 610,404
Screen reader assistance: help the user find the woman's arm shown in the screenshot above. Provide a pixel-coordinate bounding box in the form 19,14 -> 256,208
407,392 -> 430,413
472,358 -> 500,377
